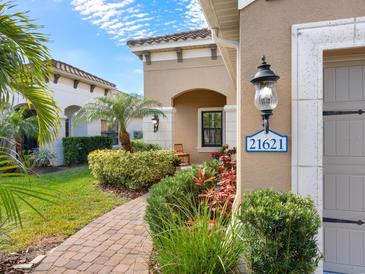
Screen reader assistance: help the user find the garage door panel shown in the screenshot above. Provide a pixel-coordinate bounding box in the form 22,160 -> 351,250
325,227 -> 365,269
350,120 -> 364,156
324,62 -> 365,273
324,174 -> 365,212
335,67 -> 349,101
349,66 -> 364,101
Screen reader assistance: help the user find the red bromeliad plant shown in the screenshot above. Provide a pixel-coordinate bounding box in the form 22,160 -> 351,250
197,146 -> 237,216
192,168 -> 216,187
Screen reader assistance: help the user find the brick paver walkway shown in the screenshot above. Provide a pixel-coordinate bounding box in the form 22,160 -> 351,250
33,195 -> 151,273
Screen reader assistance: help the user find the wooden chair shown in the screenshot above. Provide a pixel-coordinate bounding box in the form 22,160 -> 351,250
174,144 -> 190,165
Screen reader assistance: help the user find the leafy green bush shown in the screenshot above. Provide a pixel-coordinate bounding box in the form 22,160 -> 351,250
146,160 -> 219,235
131,140 -> 161,152
62,136 -> 112,166
30,148 -> 55,167
151,198 -> 244,274
88,149 -> 179,190
239,189 -> 322,274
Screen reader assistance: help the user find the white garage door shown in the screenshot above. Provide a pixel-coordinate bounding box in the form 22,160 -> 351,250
324,60 -> 365,273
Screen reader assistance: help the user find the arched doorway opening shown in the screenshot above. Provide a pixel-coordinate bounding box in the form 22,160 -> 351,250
13,104 -> 38,152
64,105 -> 87,137
172,89 -> 227,163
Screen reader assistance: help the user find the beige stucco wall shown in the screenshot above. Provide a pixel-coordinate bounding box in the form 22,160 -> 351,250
144,56 -> 235,106
173,89 -> 226,163
239,0 -> 365,193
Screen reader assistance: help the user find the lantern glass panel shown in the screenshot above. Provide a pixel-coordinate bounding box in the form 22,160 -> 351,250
254,80 -> 278,111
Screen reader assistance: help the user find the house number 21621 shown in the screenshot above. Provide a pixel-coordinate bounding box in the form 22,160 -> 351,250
246,130 -> 288,153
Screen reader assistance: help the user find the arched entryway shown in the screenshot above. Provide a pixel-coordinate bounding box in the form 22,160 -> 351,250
64,105 -> 87,137
14,104 -> 38,152
172,89 -> 227,164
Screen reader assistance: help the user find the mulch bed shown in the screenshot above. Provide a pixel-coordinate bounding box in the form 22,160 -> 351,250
0,236 -> 63,274
99,184 -> 149,200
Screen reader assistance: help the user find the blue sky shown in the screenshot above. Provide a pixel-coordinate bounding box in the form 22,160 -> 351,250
15,0 -> 207,94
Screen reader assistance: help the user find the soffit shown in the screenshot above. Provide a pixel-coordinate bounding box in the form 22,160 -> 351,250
199,0 -> 239,81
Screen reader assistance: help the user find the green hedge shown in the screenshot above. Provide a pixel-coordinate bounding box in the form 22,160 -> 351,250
239,189 -> 321,274
63,136 -> 112,166
131,140 -> 161,152
88,149 -> 179,190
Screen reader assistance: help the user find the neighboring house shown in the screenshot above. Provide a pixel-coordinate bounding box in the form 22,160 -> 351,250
129,1 -> 365,273
128,29 -> 236,164
12,59 -> 142,166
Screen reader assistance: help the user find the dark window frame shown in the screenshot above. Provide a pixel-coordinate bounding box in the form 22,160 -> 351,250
201,110 -> 223,147
65,118 -> 70,137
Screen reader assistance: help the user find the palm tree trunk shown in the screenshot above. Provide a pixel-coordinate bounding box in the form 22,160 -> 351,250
119,129 -> 131,152
15,136 -> 23,159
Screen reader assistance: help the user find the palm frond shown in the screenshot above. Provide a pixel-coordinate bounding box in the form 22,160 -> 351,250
0,137 -> 57,226
0,2 -> 60,144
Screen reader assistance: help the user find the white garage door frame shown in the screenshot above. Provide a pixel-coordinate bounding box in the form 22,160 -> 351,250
292,17 -> 365,274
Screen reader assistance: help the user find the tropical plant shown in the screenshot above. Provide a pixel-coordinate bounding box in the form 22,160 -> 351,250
74,93 -> 165,151
151,198 -> 244,274
0,2 -> 60,145
30,148 -> 55,167
0,106 -> 38,157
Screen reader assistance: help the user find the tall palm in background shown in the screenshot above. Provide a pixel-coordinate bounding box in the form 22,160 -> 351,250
75,93 -> 165,151
0,106 -> 38,157
0,2 -> 58,225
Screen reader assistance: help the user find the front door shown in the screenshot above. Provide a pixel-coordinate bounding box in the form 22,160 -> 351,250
323,60 -> 365,273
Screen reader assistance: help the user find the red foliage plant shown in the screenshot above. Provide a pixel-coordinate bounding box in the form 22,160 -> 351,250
197,146 -> 237,215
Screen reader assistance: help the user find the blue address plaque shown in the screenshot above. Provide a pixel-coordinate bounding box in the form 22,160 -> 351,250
246,129 -> 288,152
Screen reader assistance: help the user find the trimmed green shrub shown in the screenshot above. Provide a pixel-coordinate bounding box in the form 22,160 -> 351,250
152,199 -> 244,274
88,149 -> 179,190
131,140 -> 161,152
63,136 -> 112,166
146,160 -> 219,235
239,189 -> 322,274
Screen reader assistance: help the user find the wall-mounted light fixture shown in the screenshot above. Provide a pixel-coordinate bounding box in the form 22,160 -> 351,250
152,114 -> 159,133
251,56 -> 280,134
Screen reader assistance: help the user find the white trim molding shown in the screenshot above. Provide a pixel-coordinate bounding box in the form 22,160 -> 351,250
292,16 -> 365,274
197,107 -> 224,152
238,0 -> 256,10
129,38 -> 214,53
224,105 -> 237,149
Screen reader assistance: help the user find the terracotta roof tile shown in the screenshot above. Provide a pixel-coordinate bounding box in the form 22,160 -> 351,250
51,59 -> 116,88
127,28 -> 211,46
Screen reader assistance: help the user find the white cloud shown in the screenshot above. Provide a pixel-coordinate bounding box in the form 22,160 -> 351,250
71,0 -> 207,45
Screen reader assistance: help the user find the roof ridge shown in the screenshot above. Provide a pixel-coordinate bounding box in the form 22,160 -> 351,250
127,28 -> 211,47
51,59 -> 116,88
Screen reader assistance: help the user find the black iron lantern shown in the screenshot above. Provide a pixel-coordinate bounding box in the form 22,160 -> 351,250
151,114 -> 159,133
251,56 -> 280,133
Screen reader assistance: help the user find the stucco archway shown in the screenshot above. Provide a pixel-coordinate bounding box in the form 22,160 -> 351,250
172,89 -> 227,164
64,105 -> 87,137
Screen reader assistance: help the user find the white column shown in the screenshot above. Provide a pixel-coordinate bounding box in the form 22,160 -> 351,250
44,116 -> 66,166
143,107 -> 174,149
224,105 -> 237,149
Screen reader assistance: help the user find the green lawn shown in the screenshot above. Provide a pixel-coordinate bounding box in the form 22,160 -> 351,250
0,166 -> 126,253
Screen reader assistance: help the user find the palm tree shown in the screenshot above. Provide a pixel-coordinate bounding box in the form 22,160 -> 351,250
0,106 -> 38,157
75,93 -> 166,151
0,2 -> 58,225
0,2 -> 60,145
